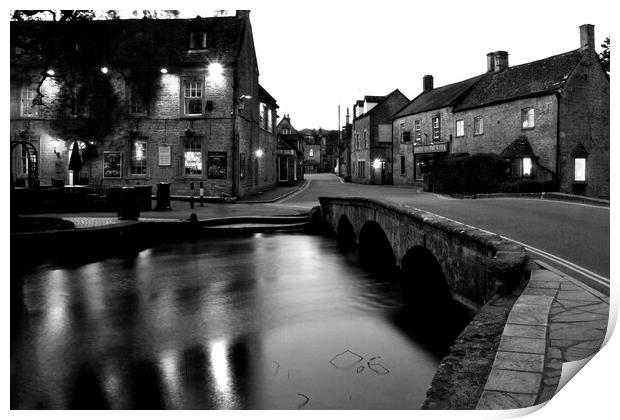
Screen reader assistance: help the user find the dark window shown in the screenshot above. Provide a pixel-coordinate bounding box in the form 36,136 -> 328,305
400,155 -> 406,175
402,131 -> 411,142
474,116 -> 484,135
189,32 -> 207,49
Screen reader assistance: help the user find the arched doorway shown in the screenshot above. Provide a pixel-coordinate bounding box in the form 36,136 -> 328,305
10,140 -> 38,188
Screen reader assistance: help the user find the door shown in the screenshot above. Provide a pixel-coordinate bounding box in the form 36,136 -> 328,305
278,156 -> 288,182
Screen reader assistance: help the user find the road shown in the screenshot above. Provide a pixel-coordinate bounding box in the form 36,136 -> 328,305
275,174 -> 610,292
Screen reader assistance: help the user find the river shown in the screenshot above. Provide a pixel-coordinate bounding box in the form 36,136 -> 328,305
11,232 -> 469,409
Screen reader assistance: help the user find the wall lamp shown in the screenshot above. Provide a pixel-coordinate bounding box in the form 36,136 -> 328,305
100,66 -> 109,74
255,149 -> 264,158
50,138 -> 60,158
160,68 -> 168,74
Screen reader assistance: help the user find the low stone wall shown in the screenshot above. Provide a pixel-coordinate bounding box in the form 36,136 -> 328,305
319,197 -> 529,309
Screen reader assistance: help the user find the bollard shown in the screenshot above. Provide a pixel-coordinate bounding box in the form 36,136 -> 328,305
155,182 -> 171,211
200,181 -> 204,207
117,186 -> 139,220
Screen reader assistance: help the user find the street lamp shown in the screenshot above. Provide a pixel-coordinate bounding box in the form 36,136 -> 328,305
50,138 -> 60,158
100,66 -> 109,74
255,149 -> 264,158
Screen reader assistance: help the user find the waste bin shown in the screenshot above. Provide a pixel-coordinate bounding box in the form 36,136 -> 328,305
155,182 -> 171,211
117,186 -> 140,220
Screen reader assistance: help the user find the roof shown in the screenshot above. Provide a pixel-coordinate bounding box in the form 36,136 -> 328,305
355,89 -> 407,121
501,136 -> 535,158
454,49 -> 585,111
395,48 -> 587,117
11,15 -> 248,66
394,75 -> 483,118
259,85 -> 278,107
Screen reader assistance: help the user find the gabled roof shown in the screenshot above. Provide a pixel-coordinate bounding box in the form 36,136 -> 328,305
394,75 -> 483,118
501,136 -> 535,158
454,49 -> 585,111
355,89 -> 408,121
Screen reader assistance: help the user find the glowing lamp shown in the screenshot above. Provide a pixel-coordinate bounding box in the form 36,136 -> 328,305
372,159 -> 382,170
50,138 -> 60,158
255,149 -> 264,158
100,66 -> 109,74
208,62 -> 223,76
160,68 -> 168,74
46,69 -> 55,76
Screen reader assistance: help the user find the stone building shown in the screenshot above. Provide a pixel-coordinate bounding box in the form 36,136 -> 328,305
393,24 -> 609,198
351,90 -> 409,184
275,114 -> 304,184
10,11 -> 278,198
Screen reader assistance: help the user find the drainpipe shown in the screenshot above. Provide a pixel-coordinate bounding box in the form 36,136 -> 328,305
555,92 -> 561,192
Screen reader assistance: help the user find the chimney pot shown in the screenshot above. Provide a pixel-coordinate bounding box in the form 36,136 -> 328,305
236,10 -> 250,18
494,51 -> 509,72
423,75 -> 434,92
487,52 -> 496,72
580,24 -> 595,49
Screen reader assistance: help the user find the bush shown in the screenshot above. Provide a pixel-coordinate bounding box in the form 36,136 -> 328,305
501,179 -> 555,193
432,153 -> 509,194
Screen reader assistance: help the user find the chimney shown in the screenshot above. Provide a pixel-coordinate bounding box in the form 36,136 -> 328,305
486,52 -> 496,72
236,10 -> 250,19
580,24 -> 595,49
345,108 -> 350,125
423,75 -> 434,92
494,51 -> 509,72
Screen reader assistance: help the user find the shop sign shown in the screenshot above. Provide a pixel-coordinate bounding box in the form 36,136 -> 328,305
414,142 -> 449,154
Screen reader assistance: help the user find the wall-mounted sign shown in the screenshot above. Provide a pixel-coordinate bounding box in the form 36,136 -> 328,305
103,151 -> 122,178
413,142 -> 449,154
207,152 -> 227,179
158,145 -> 171,166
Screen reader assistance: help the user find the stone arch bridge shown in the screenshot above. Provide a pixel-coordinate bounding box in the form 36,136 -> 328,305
319,197 -> 529,311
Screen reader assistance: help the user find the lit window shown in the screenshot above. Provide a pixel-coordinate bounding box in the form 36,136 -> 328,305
259,103 -> 266,129
184,137 -> 202,175
189,32 -> 207,49
20,86 -> 39,117
474,116 -> 484,135
432,117 -> 440,141
129,86 -> 146,115
523,157 -> 532,176
456,120 -> 464,137
574,158 -> 586,181
183,80 -> 203,116
414,120 -> 421,142
309,149 -> 314,157
521,108 -> 535,129
130,139 -> 147,175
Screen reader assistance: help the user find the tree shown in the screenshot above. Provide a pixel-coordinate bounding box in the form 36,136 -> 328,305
600,36 -> 610,74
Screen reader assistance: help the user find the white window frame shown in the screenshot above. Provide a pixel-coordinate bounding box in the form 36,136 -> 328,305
183,79 -> 204,116
414,120 -> 421,142
474,116 -> 484,136
522,107 -> 535,129
20,86 -> 39,117
432,117 -> 440,141
456,119 -> 464,137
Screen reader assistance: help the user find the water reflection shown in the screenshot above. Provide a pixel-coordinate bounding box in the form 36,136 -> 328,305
12,233 -> 470,409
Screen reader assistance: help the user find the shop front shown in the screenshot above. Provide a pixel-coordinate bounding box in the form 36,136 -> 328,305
413,142 -> 450,191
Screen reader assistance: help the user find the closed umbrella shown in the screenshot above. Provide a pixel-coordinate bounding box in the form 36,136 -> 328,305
68,141 -> 82,185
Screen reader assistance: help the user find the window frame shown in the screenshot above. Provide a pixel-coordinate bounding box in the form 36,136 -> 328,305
183,136 -> 203,176
521,107 -> 535,129
20,86 -> 39,117
182,78 -> 204,117
455,119 -> 464,137
189,31 -> 207,49
574,157 -> 587,182
414,120 -> 421,142
129,138 -> 148,176
474,116 -> 484,136
431,116 -> 440,141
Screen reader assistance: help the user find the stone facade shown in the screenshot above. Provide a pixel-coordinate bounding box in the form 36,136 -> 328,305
10,12 -> 278,198
351,90 -> 409,184
393,25 -> 609,198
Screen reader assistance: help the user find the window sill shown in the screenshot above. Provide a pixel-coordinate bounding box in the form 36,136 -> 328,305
183,115 -> 204,119
473,133 -> 484,137
521,126 -> 535,131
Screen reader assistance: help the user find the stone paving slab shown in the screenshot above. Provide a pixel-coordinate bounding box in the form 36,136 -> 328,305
477,260 -> 609,410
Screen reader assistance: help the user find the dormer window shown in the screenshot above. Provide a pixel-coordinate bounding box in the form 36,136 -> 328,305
189,32 -> 207,49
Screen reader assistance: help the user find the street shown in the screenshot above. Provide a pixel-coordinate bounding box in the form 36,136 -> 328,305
276,174 -> 610,291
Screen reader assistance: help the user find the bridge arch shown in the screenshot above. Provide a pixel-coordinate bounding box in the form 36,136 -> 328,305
358,221 -> 396,275
336,215 -> 356,250
400,246 -> 453,313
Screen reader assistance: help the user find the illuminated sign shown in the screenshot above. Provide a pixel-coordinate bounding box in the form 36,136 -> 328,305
413,142 -> 449,154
